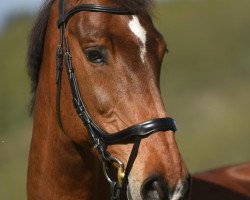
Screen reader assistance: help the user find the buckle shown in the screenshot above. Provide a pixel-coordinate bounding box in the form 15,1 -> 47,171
102,154 -> 125,188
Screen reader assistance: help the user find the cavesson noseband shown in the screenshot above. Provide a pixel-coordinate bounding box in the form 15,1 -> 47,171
56,0 -> 177,199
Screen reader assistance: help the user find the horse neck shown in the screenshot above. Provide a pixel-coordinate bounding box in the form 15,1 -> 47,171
27,49 -> 109,200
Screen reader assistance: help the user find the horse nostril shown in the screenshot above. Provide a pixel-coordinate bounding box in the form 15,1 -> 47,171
141,174 -> 169,200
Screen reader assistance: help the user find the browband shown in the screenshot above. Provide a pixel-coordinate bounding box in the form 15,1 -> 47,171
57,4 -> 132,27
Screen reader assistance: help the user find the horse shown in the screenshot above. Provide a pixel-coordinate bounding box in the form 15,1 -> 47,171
190,162 -> 250,200
27,0 -> 191,199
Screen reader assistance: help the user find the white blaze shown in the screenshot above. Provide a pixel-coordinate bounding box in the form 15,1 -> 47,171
128,15 -> 147,63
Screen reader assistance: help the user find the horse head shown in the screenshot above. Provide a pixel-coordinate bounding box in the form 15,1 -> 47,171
28,0 -> 191,199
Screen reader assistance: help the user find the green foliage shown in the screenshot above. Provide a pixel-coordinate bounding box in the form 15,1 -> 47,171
0,16 -> 32,133
155,0 -> 250,172
0,16 -> 32,200
0,0 -> 249,199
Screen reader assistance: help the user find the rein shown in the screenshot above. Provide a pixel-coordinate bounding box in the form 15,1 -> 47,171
56,0 -> 177,199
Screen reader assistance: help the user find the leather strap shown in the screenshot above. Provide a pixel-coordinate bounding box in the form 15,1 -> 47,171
57,4 -> 132,27
88,117 -> 176,144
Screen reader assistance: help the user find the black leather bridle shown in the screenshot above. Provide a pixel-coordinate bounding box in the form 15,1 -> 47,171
56,0 -> 177,199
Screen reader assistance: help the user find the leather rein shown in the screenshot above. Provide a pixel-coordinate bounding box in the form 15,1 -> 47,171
56,0 -> 177,199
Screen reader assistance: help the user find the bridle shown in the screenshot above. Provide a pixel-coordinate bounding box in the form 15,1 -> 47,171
56,0 -> 177,199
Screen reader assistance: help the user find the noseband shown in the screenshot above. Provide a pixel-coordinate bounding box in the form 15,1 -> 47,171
56,0 -> 177,199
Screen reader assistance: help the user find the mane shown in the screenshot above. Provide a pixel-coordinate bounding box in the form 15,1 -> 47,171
27,0 -> 55,113
27,0 -> 154,113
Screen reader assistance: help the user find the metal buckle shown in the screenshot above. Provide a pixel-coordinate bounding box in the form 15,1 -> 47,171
102,154 -> 125,188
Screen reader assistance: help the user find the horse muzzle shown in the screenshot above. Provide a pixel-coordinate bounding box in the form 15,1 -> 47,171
127,174 -> 191,200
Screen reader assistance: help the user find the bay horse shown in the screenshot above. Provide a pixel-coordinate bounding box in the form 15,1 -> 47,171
27,0 -> 190,199
191,162 -> 250,200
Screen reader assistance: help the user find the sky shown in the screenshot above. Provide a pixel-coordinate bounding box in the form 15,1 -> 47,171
0,0 -> 43,29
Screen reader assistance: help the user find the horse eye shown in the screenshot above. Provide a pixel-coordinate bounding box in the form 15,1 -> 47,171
84,47 -> 107,64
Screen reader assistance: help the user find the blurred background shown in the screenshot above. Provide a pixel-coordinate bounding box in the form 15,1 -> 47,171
0,0 -> 249,199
